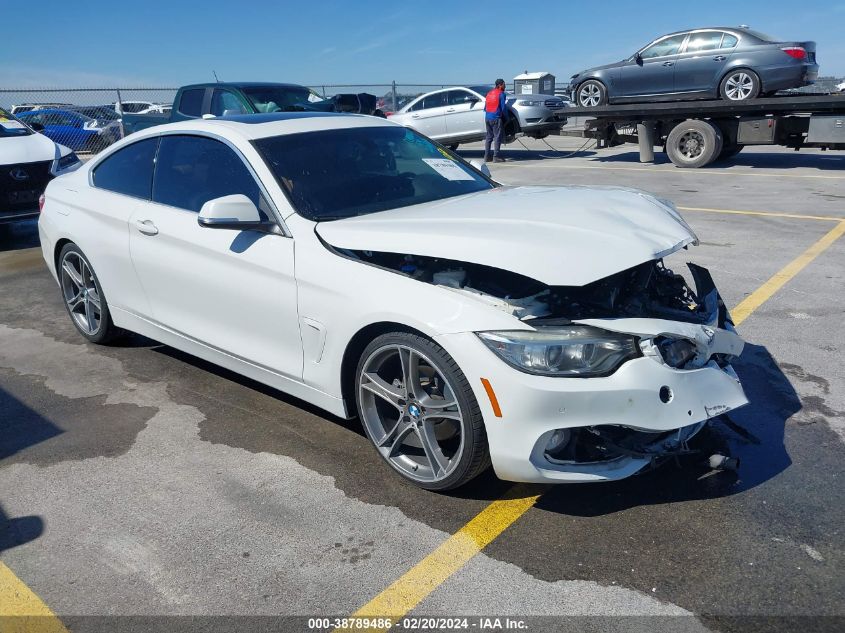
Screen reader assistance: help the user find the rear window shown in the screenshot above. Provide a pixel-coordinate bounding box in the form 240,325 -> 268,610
93,138 -> 159,199
178,89 -> 205,117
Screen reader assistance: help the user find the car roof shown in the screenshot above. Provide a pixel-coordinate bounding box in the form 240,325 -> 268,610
18,108 -> 85,117
180,82 -> 312,91
656,26 -> 755,38
123,112 -> 396,143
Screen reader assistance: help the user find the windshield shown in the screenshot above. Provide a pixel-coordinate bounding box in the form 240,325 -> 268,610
0,107 -> 33,137
254,126 -> 494,221
243,86 -> 315,112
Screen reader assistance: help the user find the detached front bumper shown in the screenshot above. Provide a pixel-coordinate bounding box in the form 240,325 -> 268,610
436,325 -> 748,484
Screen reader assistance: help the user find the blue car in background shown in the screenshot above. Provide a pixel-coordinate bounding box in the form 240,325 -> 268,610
17,108 -> 121,152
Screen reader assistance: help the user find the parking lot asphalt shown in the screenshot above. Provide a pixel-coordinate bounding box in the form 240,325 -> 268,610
1,140 -> 843,633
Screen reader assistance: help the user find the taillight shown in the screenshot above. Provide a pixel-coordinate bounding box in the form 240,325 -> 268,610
782,47 -> 806,59
38,194 -> 46,212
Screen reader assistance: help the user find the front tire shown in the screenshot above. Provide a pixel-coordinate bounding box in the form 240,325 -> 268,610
576,80 -> 608,107
719,69 -> 760,102
58,243 -> 122,344
666,120 -> 723,168
355,332 -> 490,490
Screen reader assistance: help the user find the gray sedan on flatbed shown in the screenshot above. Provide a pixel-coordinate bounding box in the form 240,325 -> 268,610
569,26 -> 818,107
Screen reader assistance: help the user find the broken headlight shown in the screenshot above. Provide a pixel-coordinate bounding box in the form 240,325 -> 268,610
477,326 -> 639,377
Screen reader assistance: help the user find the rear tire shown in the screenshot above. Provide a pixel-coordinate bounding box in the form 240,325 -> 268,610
576,80 -> 608,107
58,243 -> 123,344
355,331 -> 490,491
666,120 -> 723,168
719,69 -> 760,102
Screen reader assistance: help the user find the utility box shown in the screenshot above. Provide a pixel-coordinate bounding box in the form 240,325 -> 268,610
513,72 -> 555,96
738,117 -> 777,144
807,115 -> 845,143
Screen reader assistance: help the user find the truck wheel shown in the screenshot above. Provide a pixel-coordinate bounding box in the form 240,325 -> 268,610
576,80 -> 607,107
719,70 -> 760,102
666,120 -> 723,168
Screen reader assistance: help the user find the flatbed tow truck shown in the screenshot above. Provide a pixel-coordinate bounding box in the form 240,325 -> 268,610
561,94 -> 845,167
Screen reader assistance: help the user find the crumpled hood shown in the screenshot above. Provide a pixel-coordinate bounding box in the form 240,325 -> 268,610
316,186 -> 698,286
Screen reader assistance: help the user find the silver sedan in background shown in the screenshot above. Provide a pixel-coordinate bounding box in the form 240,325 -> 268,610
388,86 -> 567,149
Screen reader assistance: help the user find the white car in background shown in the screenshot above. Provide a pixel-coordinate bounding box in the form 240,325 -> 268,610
1,107 -> 81,225
389,86 -> 567,149
114,101 -> 171,115
39,113 -> 748,490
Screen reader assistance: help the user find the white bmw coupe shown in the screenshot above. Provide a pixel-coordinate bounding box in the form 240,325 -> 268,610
39,112 -> 748,490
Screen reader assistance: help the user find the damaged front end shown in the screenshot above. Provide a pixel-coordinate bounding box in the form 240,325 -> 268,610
336,247 -> 748,480
338,248 -> 732,331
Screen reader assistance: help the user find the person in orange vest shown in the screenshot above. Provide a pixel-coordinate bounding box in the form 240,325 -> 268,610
484,79 -> 508,163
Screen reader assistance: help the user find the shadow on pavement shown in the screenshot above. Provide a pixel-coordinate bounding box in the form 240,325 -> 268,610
0,504 -> 44,552
536,342 -> 796,515
459,147 -> 597,163
592,149 -> 845,171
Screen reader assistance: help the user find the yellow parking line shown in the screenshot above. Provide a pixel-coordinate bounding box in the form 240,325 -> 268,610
558,164 -> 845,180
0,561 -> 69,633
731,220 -> 845,325
678,206 -> 843,222
335,486 -> 542,630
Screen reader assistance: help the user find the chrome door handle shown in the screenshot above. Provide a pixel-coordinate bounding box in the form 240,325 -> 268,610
135,219 -> 158,235
446,108 -> 456,112
411,113 -> 420,118
662,61 -> 674,66
713,55 -> 726,61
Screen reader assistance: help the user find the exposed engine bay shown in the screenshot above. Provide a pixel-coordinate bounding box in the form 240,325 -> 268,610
338,249 -> 730,328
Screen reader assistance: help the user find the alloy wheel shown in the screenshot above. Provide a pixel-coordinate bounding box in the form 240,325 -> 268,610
724,72 -> 754,100
60,252 -> 102,336
358,344 -> 464,484
578,83 -> 602,107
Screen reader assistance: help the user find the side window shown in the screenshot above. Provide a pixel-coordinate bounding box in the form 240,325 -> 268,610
421,92 -> 447,110
210,90 -> 246,116
408,98 -> 424,112
721,33 -> 738,48
152,135 -> 266,216
178,89 -> 205,117
447,90 -> 477,106
92,137 -> 159,199
641,34 -> 687,59
685,31 -> 724,53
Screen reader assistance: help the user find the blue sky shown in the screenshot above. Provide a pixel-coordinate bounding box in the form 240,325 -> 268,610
3,0 -> 843,87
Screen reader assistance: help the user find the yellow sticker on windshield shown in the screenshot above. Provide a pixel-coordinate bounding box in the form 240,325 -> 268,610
436,147 -> 452,158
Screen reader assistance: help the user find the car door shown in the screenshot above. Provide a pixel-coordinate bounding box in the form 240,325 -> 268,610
444,89 -> 485,138
673,31 -> 736,95
405,91 -> 448,139
619,33 -> 688,98
128,133 -> 302,379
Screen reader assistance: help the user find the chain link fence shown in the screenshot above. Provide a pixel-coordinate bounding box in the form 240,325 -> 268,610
1,83 -> 488,155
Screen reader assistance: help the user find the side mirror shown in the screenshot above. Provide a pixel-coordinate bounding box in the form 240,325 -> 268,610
469,159 -> 491,177
635,52 -> 643,65
197,194 -> 273,231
